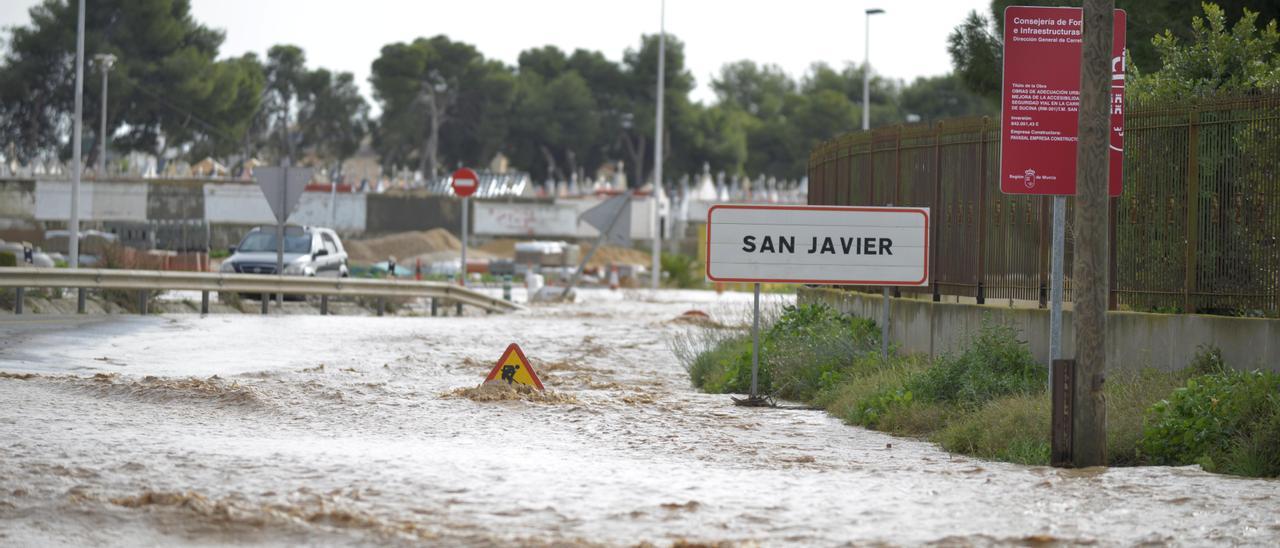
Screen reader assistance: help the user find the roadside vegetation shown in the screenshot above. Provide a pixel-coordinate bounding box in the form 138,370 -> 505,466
672,303 -> 1280,477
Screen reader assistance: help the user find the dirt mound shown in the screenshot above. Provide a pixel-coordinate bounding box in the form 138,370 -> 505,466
108,489 -> 438,540
444,382 -> 578,404
67,374 -> 267,408
477,238 -> 519,257
345,229 -> 462,263
581,243 -> 650,268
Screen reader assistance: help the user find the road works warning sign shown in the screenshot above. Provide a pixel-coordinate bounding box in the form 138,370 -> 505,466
1000,6 -> 1126,196
705,205 -> 929,286
484,343 -> 544,390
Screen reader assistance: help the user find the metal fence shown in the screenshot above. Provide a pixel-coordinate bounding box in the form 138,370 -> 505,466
808,94 -> 1280,316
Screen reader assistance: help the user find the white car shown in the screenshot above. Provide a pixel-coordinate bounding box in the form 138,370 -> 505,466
219,226 -> 349,277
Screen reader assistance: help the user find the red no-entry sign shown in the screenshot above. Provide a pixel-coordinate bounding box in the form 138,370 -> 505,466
999,6 -> 1126,196
451,167 -> 478,198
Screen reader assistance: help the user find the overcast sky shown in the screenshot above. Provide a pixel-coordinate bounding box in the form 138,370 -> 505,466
2,0 -> 990,112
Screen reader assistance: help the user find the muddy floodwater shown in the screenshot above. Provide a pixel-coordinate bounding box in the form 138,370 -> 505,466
1,289 -> 1278,546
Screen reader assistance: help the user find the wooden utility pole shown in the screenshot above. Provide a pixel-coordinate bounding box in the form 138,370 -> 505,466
1071,0 -> 1113,467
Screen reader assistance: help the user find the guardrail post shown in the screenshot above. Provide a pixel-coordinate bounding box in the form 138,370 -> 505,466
320,295 -> 328,315
456,302 -> 463,316
200,291 -> 209,315
14,287 -> 23,314
431,298 -> 438,316
260,294 -> 268,315
138,291 -> 148,315
377,298 -> 384,317
77,288 -> 86,313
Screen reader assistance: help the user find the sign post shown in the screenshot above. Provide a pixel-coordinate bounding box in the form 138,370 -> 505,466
999,6 -> 1125,378
452,168 -> 479,313
255,165 -> 313,309
706,205 -> 930,404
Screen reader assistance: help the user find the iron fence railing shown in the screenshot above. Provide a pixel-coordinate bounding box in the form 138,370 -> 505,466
808,94 -> 1280,316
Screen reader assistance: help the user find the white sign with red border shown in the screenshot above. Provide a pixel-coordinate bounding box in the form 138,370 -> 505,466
705,205 -> 930,286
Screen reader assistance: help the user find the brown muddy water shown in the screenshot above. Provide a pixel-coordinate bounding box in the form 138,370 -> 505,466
1,289 -> 1278,546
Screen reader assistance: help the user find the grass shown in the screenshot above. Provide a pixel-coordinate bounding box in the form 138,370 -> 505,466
675,303 -> 1280,478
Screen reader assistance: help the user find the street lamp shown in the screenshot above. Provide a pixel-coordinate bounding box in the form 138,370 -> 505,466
94,53 -> 117,178
651,0 -> 666,291
863,8 -> 885,131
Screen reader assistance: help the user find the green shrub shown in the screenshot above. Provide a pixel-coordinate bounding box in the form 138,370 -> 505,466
660,253 -> 703,289
0,251 -> 16,267
908,320 -> 1045,408
1139,370 -> 1280,476
823,354 -> 931,428
762,304 -> 880,401
1185,344 -> 1228,376
1105,368 -> 1189,465
684,335 -> 751,393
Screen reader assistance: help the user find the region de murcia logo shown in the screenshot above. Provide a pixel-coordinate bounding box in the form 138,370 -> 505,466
1023,169 -> 1038,189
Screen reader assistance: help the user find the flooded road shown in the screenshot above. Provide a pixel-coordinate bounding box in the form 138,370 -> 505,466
2,289 -> 1278,546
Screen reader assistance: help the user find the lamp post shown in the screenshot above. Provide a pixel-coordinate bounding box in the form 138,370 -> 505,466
864,7 -> 887,357
863,8 -> 884,131
69,0 -> 85,270
651,0 -> 666,291
94,53 -> 116,178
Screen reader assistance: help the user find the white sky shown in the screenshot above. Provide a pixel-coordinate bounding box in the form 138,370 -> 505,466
2,0 -> 990,112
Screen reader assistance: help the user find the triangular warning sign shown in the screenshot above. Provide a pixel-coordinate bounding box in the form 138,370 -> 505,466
483,343 -> 544,390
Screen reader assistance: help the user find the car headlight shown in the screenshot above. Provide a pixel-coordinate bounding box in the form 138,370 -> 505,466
283,262 -> 311,275
219,261 -> 234,273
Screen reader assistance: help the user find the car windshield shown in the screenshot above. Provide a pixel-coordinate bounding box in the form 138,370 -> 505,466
237,232 -> 310,253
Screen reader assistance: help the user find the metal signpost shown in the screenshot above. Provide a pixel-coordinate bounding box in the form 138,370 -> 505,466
255,166 -> 313,309
561,192 -> 632,301
452,168 -> 479,313
706,205 -> 930,404
999,6 -> 1126,378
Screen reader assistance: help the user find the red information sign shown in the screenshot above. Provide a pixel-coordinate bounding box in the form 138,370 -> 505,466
451,167 -> 478,198
999,7 -> 1126,196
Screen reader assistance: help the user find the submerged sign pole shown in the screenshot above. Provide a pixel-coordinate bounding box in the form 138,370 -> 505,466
751,282 -> 761,398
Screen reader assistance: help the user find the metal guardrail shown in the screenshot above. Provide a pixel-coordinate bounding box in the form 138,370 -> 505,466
0,267 -> 522,315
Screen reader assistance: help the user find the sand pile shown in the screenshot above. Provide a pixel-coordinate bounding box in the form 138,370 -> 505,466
444,382 -> 578,404
477,238 -> 519,257
345,229 -> 473,263
581,243 -> 651,268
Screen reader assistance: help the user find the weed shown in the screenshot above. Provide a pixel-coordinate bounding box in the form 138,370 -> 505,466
660,253 -> 704,289
934,393 -> 1050,465
908,320 -> 1044,409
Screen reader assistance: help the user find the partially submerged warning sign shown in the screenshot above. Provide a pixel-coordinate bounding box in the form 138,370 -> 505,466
484,343 -> 544,391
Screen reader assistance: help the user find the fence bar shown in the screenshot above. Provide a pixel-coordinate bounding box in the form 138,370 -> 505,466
1184,110 -> 1200,314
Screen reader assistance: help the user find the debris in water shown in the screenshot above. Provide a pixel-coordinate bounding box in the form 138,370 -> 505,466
444,382 -> 578,404
0,371 -> 37,380
670,310 -> 729,328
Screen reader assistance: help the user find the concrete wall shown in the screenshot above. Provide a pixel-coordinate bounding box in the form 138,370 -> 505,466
799,287 -> 1280,373
34,181 -> 148,222
202,183 -> 365,232
364,194 -> 459,235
